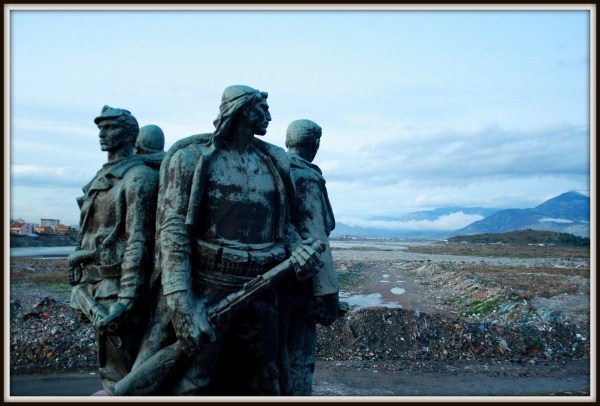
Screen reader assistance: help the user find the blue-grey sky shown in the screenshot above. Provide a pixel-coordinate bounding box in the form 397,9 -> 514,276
7,5 -> 592,231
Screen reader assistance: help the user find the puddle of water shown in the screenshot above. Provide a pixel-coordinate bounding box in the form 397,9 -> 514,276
340,291 -> 402,309
339,260 -> 415,309
10,246 -> 75,257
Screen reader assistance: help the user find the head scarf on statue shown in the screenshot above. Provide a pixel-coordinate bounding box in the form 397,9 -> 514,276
211,85 -> 268,147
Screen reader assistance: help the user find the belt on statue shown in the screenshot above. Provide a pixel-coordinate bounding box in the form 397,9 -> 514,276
82,263 -> 122,279
196,256 -> 277,277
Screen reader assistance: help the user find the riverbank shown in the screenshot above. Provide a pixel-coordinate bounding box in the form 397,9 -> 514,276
10,234 -> 77,249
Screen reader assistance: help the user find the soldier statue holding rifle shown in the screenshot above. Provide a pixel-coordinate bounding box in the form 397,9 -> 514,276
111,85 -> 324,396
68,106 -> 159,394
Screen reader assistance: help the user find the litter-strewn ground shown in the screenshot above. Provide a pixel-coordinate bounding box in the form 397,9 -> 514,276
317,254 -> 590,365
8,242 -> 592,397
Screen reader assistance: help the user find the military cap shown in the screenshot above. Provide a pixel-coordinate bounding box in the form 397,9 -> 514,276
94,105 -> 138,126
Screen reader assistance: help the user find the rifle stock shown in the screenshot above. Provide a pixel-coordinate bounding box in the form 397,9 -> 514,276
71,284 -> 119,367
71,284 -> 109,324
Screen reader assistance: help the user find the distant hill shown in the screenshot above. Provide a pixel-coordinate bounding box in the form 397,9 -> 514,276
331,191 -> 590,240
447,229 -> 590,247
451,191 -> 590,238
331,207 -> 497,239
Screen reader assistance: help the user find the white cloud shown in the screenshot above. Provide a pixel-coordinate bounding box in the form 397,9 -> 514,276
11,164 -> 93,189
338,212 -> 485,231
539,218 -> 574,224
320,123 -> 589,190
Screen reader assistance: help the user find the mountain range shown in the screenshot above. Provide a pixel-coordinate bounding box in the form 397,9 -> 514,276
331,191 -> 590,239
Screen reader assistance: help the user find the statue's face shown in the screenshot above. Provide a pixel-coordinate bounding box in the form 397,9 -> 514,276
97,119 -> 130,152
307,137 -> 321,162
247,98 -> 271,136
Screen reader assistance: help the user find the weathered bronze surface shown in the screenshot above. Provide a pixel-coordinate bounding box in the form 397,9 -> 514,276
70,88 -> 341,396
280,119 -> 340,395
69,105 -> 159,393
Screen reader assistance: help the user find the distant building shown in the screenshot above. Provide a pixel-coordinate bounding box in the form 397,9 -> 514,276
54,224 -> 73,234
40,218 -> 60,227
36,225 -> 55,235
10,222 -> 35,235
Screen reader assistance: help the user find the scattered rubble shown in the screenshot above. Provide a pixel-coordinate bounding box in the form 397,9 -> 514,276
9,252 -> 591,380
316,307 -> 590,366
10,294 -> 96,374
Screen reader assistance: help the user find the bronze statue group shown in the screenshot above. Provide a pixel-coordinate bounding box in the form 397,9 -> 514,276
68,85 -> 343,396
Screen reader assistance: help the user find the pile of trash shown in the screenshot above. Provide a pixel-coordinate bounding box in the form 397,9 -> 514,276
9,256 -> 590,375
316,307 -> 590,365
10,296 -> 97,374
404,261 -> 589,328
317,258 -> 590,367
9,292 -> 589,376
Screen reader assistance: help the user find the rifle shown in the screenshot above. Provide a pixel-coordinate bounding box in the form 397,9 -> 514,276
112,240 -> 328,396
207,239 -> 326,327
71,284 -> 110,325
71,284 -> 119,367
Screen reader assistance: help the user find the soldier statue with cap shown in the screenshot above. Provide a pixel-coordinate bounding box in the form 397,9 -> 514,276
67,105 -> 159,394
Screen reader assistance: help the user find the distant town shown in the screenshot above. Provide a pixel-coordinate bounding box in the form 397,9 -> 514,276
9,218 -> 78,237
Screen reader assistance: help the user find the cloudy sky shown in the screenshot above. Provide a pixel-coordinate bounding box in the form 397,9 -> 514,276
7,5 -> 592,232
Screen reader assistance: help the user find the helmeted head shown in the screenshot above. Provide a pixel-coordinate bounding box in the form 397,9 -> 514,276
135,124 -> 165,155
212,85 -> 270,145
285,119 -> 322,162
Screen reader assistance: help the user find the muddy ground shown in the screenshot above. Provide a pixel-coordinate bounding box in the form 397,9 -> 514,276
7,242 -> 593,398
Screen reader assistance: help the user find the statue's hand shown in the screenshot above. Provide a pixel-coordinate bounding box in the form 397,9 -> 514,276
90,303 -> 110,330
68,265 -> 82,286
95,298 -> 132,333
290,239 -> 324,283
166,291 -> 216,355
67,249 -> 99,285
67,248 -> 98,268
310,292 -> 340,326
67,251 -> 81,268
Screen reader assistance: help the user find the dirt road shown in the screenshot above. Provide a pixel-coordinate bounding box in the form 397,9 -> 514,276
8,358 -> 591,398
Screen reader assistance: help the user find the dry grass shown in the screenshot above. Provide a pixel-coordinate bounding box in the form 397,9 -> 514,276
10,258 -> 71,298
447,264 -> 590,301
406,243 -> 590,259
